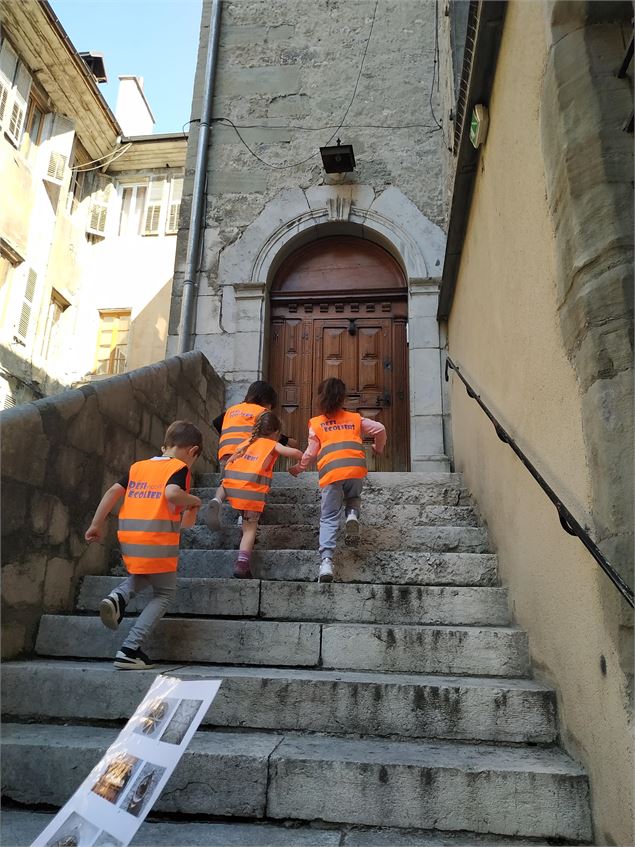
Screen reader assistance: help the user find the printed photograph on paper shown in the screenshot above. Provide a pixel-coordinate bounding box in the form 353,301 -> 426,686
159,698 -> 203,745
44,812 -> 99,847
91,752 -> 141,805
132,696 -> 178,740
121,762 -> 167,818
92,832 -> 124,847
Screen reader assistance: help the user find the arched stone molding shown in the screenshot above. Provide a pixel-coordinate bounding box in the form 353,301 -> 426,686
210,185 -> 448,470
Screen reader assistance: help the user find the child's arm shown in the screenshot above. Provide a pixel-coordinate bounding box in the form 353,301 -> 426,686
361,417 -> 387,455
289,429 -> 319,476
274,443 -> 304,460
278,433 -> 299,449
165,485 -> 202,511
85,484 -> 126,543
179,505 -> 200,530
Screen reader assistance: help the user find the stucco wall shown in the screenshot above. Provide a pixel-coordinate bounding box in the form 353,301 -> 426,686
446,2 -> 633,844
1,351 -> 223,660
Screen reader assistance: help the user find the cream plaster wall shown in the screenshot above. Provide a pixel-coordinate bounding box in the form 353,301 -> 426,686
446,2 -> 633,844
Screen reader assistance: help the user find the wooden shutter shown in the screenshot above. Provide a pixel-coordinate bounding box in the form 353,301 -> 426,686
42,114 -> 75,185
0,39 -> 17,129
17,268 -> 37,340
7,62 -> 31,144
143,178 -> 165,235
166,176 -> 183,234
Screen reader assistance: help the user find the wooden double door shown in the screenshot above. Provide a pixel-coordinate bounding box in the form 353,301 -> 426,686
268,298 -> 410,471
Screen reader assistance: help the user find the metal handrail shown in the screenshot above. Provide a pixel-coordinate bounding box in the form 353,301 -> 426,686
445,357 -> 634,608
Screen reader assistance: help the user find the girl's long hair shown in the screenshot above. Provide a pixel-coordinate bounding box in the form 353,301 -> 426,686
317,378 -> 346,416
229,411 -> 281,461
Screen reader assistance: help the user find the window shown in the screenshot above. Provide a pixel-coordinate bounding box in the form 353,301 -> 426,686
95,310 -> 131,375
22,95 -> 44,157
16,268 -> 37,343
166,176 -> 183,234
119,184 -> 148,236
67,143 -> 91,214
0,254 -> 10,289
42,289 -> 70,361
0,37 -> 32,146
143,178 -> 166,235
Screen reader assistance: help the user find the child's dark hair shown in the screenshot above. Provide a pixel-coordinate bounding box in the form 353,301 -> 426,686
245,380 -> 278,409
163,420 -> 203,456
317,378 -> 346,416
232,411 -> 281,459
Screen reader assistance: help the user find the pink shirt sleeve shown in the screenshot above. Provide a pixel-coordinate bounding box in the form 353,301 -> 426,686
297,428 -> 320,471
361,417 -> 387,453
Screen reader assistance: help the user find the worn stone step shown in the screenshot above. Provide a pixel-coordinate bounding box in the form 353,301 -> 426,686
0,724 -> 591,840
35,616 -> 529,676
194,502 -> 478,527
2,660 -> 557,743
176,549 -> 499,586
79,577 -> 510,626
0,808 -> 558,847
108,551 -> 498,588
183,524 -> 491,553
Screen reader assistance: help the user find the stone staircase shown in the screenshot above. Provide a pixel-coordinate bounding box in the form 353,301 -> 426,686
1,473 -> 592,846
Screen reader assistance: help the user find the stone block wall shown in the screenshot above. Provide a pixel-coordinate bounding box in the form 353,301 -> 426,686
1,351 -> 224,659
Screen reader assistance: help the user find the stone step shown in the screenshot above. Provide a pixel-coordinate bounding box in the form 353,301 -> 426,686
176,549 -> 499,585
2,660 -> 558,743
0,724 -> 591,840
192,489 -> 479,522
194,502 -> 478,527
35,616 -> 530,676
79,577 -> 511,626
183,524 -> 491,553
0,808 -> 560,847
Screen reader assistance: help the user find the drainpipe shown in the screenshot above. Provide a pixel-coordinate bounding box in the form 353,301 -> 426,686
177,0 -> 223,353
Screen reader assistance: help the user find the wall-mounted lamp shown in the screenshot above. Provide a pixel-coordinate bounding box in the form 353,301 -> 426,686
320,139 -> 356,173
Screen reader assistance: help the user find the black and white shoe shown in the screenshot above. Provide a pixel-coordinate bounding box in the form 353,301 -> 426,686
114,647 -> 155,670
99,592 -> 126,630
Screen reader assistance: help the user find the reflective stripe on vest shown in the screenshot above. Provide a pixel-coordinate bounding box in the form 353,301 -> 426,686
310,410 -> 367,488
218,403 -> 265,459
224,437 -> 278,512
117,457 -> 187,574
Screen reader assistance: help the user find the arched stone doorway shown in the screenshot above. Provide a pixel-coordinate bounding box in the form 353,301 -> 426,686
268,235 -> 409,471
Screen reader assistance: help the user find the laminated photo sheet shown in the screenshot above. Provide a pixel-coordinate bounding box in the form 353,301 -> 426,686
31,675 -> 221,847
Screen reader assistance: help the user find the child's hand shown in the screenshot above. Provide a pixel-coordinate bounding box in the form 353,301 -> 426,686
288,464 -> 302,477
85,523 -> 103,543
372,447 -> 384,456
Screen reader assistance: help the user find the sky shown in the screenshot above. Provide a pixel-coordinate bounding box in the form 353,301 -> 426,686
52,0 -> 202,134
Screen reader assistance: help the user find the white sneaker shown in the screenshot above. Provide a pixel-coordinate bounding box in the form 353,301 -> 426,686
345,512 -> 360,542
318,559 -> 334,583
205,497 -> 222,531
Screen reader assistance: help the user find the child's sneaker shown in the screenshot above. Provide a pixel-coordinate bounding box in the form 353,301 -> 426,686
99,592 -> 126,630
205,497 -> 222,531
318,558 -> 334,583
345,512 -> 360,543
114,647 -> 154,670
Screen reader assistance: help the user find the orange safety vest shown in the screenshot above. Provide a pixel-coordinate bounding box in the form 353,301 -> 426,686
117,457 -> 190,574
223,437 -> 278,513
309,410 -> 367,488
218,402 -> 266,460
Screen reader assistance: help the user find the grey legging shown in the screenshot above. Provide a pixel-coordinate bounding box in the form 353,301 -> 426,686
116,571 -> 177,652
318,478 -> 363,559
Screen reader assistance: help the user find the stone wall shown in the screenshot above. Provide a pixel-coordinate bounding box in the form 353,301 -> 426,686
1,351 -> 224,659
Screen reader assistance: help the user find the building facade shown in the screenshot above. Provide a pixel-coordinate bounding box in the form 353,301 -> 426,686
169,0 -> 450,471
0,0 -> 185,407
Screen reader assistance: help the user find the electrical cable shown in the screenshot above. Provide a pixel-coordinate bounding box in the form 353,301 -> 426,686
429,0 -> 443,130
72,142 -> 133,173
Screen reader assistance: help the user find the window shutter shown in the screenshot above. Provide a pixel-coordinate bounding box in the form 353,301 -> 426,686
86,174 -> 112,237
166,176 -> 183,234
42,114 -> 74,185
0,39 -> 17,130
7,62 -> 31,144
17,268 -> 37,340
143,178 -> 165,235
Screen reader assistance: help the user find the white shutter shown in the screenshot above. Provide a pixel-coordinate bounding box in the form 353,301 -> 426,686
7,63 -> 31,144
17,268 -> 37,341
0,39 -> 17,130
166,176 -> 183,234
86,175 -> 112,237
42,114 -> 74,185
143,178 -> 165,235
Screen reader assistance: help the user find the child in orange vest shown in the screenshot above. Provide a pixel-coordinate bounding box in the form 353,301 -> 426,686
206,381 -> 297,530
289,378 -> 386,583
222,411 -> 303,578
85,421 -> 203,669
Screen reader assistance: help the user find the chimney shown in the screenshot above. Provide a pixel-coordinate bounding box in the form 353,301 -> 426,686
115,76 -> 155,137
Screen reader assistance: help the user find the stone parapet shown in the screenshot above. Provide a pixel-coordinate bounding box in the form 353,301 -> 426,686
0,351 -> 224,659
